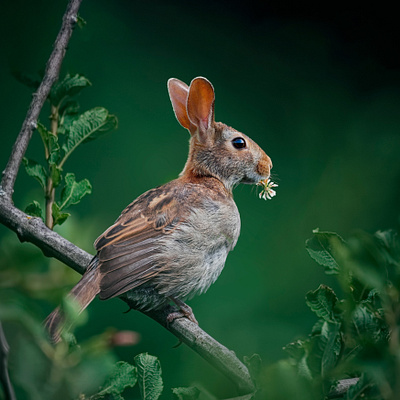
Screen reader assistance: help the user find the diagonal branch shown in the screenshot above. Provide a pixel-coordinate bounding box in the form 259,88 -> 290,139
328,378 -> 360,399
1,0 -> 83,198
0,196 -> 255,394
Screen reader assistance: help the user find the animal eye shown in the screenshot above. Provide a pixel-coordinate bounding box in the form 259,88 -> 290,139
231,137 -> 246,149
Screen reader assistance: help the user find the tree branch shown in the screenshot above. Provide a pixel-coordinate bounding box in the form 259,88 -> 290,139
0,195 -> 255,394
328,378 -> 360,398
0,322 -> 16,400
146,306 -> 254,394
1,0 -> 83,198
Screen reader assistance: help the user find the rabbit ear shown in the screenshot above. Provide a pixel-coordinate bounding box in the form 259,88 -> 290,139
168,78 -> 192,130
187,77 -> 215,138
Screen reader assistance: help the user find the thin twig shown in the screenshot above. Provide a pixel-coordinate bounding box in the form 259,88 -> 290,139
1,0 -> 83,198
0,322 -> 16,400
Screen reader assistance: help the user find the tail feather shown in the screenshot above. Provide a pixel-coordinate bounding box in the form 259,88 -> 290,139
45,257 -> 101,343
44,306 -> 64,343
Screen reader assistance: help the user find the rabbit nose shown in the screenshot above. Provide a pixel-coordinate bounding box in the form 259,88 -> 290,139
256,155 -> 272,177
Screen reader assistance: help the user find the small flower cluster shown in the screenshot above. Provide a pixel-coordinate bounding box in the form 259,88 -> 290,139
257,178 -> 278,200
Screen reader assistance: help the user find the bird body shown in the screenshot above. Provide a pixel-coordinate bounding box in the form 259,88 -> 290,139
46,76 -> 272,341
99,175 -> 240,311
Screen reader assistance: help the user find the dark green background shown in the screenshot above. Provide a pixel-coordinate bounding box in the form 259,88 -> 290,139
1,0 -> 399,396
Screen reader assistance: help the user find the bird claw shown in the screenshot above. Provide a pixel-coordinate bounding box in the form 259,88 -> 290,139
167,297 -> 199,325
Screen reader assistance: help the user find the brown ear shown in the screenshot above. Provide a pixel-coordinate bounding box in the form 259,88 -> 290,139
167,78 -> 191,130
187,77 -> 215,137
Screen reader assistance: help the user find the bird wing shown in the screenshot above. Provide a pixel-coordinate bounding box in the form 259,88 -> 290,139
94,184 -> 185,300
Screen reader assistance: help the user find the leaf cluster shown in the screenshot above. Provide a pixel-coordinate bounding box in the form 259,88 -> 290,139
22,73 -> 117,228
86,353 -> 210,400
282,228 -> 400,399
0,285 -> 201,400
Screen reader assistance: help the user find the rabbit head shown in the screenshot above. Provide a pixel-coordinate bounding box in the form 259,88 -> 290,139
168,77 -> 272,191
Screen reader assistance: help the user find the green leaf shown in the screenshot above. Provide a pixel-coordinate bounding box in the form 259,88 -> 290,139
346,233 -> 388,291
22,158 -> 47,189
37,122 -> 51,146
95,361 -> 137,397
25,201 -> 43,219
49,163 -> 62,187
306,285 -> 339,323
37,122 -> 60,163
319,322 -> 342,375
50,73 -> 91,106
307,321 -> 341,377
311,318 -> 325,335
306,229 -> 345,274
172,387 -> 201,400
345,374 -> 375,400
60,107 -> 117,167
48,136 -> 61,164
375,229 -> 400,271
350,305 -> 382,344
59,100 -> 80,122
52,202 -> 70,226
58,112 -> 78,136
135,353 -> 163,400
59,173 -> 92,210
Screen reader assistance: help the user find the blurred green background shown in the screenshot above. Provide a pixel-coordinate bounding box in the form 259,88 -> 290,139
1,0 -> 399,397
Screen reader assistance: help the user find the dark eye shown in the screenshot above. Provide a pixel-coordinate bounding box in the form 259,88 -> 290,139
231,137 -> 246,149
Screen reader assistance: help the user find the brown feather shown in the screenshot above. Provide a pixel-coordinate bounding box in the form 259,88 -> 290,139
44,257 -> 101,342
93,181 -> 188,300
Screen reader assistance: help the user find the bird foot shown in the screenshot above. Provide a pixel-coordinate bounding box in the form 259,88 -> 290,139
167,297 -> 198,325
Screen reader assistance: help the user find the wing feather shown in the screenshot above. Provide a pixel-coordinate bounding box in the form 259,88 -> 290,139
94,184 -> 185,300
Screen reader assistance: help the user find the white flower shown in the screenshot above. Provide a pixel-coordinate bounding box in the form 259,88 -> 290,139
257,179 -> 278,201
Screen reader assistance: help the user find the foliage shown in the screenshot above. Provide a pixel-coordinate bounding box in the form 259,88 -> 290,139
0,275 -> 199,400
277,228 -> 400,400
0,291 -> 116,400
135,353 -> 163,400
88,361 -> 137,400
20,73 -> 117,229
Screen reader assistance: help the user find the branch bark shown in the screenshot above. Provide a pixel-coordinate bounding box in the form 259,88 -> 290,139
1,0 -> 83,198
328,378 -> 360,399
